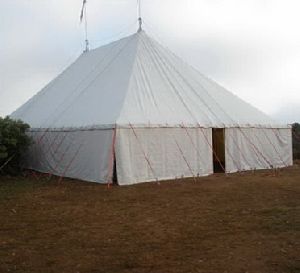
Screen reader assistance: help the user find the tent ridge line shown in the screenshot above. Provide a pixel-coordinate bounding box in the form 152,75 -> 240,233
115,33 -> 141,125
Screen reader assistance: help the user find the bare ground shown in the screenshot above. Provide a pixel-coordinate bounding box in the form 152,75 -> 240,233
0,164 -> 300,273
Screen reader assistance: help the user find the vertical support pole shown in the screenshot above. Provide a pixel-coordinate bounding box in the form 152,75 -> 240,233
107,128 -> 117,188
84,1 -> 89,52
137,0 -> 142,32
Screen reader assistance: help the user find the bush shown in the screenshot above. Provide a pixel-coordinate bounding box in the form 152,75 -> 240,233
0,117 -> 31,175
292,123 -> 300,160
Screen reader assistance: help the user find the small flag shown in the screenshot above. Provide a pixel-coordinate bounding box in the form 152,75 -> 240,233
80,0 -> 87,23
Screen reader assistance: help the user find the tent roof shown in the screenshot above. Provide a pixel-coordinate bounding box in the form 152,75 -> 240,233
11,31 -> 288,129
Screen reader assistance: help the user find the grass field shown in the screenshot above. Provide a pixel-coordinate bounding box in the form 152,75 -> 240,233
0,164 -> 300,273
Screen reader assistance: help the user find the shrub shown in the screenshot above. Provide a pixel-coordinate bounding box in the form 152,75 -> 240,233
0,117 -> 31,175
292,123 -> 300,160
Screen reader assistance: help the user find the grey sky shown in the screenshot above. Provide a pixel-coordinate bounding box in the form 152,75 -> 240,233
0,0 -> 299,123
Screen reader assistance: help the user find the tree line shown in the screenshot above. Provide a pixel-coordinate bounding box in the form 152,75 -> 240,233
0,117 -> 31,175
292,123 -> 300,160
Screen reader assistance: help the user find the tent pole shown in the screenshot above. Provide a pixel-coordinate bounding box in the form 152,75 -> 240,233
137,0 -> 142,32
84,1 -> 89,52
107,127 -> 117,188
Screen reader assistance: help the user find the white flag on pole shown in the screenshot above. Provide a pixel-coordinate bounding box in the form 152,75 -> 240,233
80,0 -> 87,23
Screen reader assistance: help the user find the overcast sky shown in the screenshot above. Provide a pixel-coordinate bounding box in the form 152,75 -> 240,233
0,0 -> 299,123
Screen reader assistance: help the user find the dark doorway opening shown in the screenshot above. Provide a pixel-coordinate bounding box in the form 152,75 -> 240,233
112,156 -> 118,184
212,128 -> 225,173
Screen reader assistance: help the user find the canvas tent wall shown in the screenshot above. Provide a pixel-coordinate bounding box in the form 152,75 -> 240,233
11,31 -> 293,185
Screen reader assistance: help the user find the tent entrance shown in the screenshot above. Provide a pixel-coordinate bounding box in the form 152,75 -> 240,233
113,156 -> 118,184
212,128 -> 225,173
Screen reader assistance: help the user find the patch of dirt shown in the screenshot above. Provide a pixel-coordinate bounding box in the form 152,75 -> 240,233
0,165 -> 300,273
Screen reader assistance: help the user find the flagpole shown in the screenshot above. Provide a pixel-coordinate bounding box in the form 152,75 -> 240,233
80,0 -> 89,52
137,0 -> 142,32
84,1 -> 89,52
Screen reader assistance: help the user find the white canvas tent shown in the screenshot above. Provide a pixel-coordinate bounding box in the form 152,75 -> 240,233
11,30 -> 293,185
